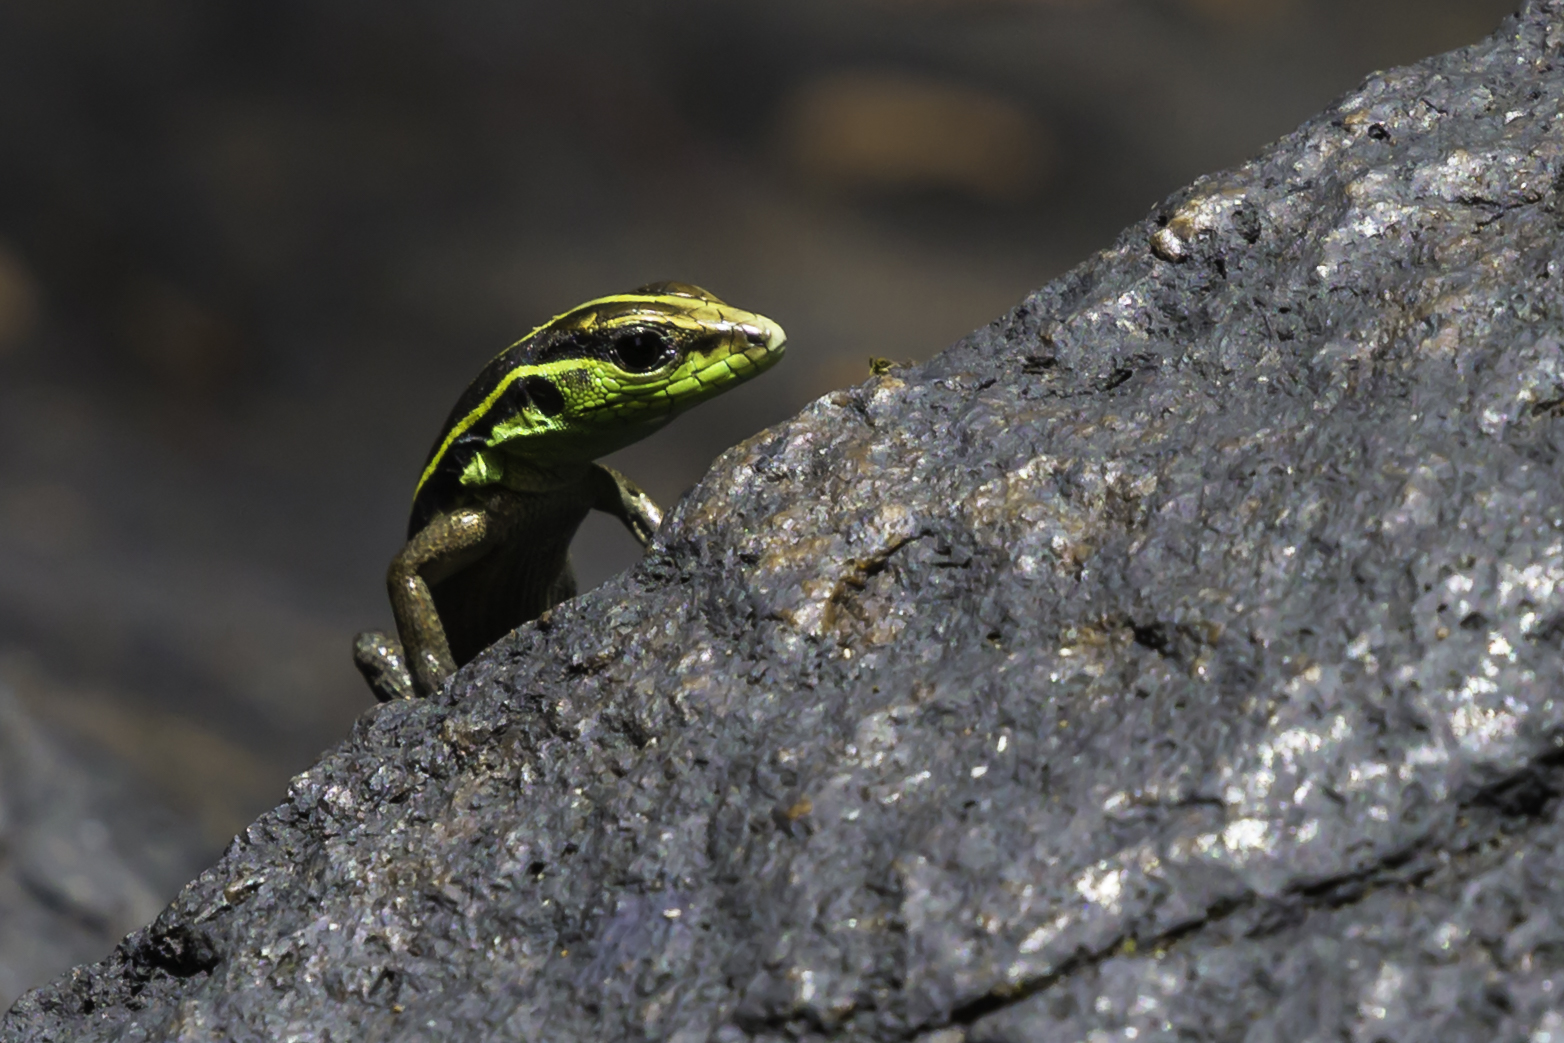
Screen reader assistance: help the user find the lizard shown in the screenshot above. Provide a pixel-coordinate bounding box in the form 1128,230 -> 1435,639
353,281 -> 785,700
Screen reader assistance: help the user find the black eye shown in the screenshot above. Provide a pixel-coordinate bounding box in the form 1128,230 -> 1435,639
610,330 -> 671,373
521,375 -> 565,416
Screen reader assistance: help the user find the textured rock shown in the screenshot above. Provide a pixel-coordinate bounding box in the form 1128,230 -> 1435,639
11,3 -> 1564,1039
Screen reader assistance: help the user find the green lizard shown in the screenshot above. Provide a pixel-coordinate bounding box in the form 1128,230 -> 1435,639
353,282 -> 786,701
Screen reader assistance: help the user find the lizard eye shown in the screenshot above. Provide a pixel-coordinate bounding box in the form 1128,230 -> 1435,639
610,329 -> 672,373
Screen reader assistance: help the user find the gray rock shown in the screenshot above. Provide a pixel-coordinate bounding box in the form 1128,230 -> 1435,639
10,2 -> 1564,1039
0,684 -> 207,1013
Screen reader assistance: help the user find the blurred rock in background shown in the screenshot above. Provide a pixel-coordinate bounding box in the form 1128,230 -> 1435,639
0,0 -> 1522,1009
0,679 -> 207,1007
778,71 -> 1053,200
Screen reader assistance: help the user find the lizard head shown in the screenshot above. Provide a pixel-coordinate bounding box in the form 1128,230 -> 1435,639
413,283 -> 786,510
493,281 -> 786,462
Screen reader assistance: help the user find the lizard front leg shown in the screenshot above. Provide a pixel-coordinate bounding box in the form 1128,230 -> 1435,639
352,629 -> 417,703
589,463 -> 663,547
386,505 -> 512,697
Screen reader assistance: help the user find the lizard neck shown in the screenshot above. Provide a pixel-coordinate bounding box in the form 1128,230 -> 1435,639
492,451 -> 592,495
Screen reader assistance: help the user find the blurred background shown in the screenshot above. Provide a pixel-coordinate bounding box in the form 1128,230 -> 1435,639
0,0 -> 1520,1006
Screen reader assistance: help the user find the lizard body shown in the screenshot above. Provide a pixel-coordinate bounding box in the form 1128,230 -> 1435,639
354,282 -> 785,700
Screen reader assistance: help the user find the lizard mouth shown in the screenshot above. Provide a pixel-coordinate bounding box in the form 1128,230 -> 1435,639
689,317 -> 787,386
663,330 -> 783,409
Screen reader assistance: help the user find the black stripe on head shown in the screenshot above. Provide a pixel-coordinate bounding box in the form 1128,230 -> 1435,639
431,342 -> 534,444
419,350 -> 517,474
534,322 -> 678,373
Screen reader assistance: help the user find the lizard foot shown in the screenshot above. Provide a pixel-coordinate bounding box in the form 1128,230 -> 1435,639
353,630 -> 418,702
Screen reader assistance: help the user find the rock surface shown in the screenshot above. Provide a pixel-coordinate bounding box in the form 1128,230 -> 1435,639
0,683 -> 207,1013
11,2 -> 1564,1039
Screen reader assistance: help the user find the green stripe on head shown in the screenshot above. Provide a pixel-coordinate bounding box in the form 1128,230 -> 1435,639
411,284 -> 785,509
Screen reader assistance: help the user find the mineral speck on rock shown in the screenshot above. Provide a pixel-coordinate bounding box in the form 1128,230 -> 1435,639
11,2 -> 1564,1040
